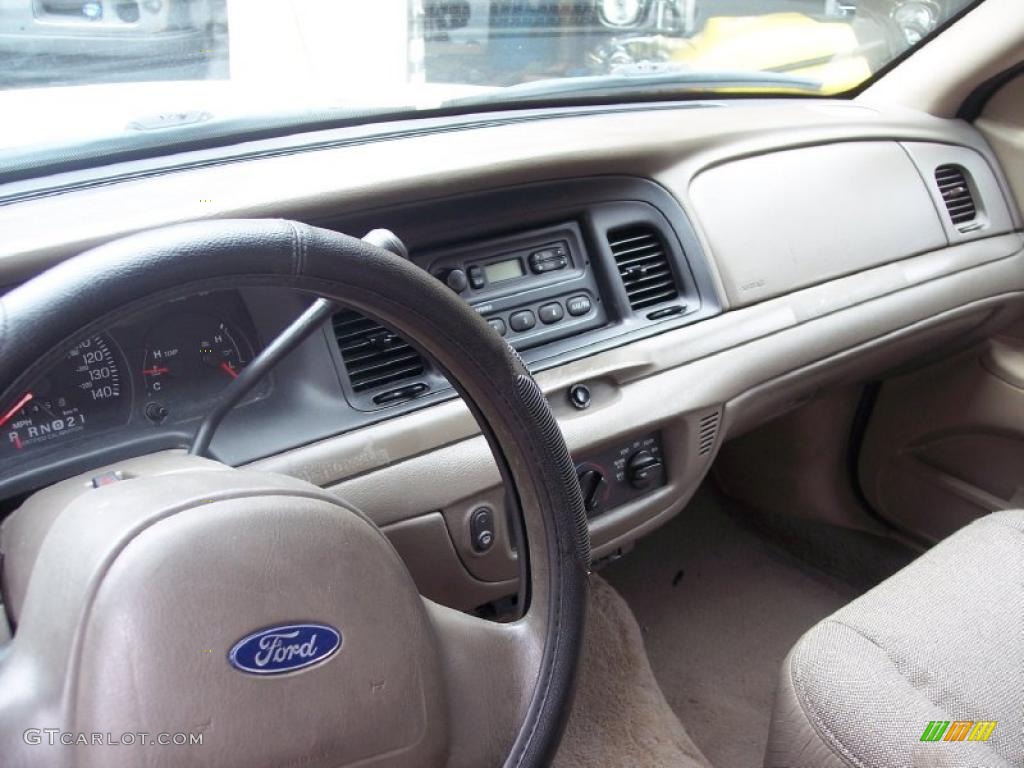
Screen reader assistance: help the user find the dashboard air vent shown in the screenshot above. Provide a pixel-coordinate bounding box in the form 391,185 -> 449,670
697,411 -> 720,457
333,310 -> 425,393
609,226 -> 679,311
935,165 -> 977,225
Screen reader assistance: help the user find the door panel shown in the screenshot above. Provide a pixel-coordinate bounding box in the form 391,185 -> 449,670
859,321 -> 1024,541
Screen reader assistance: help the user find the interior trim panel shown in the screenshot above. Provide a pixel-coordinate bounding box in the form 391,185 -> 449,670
688,140 -> 1014,307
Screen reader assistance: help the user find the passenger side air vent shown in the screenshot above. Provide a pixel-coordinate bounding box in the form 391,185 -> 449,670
935,165 -> 977,226
609,226 -> 679,311
697,411 -> 721,457
332,310 -> 426,394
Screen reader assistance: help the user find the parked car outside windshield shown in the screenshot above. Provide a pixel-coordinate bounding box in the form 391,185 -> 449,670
0,0 -> 981,180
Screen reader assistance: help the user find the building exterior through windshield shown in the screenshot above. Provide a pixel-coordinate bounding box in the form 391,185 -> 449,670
0,0 -> 972,94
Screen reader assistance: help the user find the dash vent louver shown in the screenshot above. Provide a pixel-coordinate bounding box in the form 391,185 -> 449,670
609,226 -> 679,311
333,309 -> 426,393
935,165 -> 977,226
697,412 -> 721,457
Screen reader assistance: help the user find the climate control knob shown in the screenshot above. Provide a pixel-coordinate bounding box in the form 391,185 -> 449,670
626,450 -> 664,490
577,466 -> 609,516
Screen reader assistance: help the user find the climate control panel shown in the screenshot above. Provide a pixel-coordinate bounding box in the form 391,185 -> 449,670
574,432 -> 666,519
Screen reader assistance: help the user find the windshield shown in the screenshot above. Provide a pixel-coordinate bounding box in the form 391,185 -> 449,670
0,0 -> 980,179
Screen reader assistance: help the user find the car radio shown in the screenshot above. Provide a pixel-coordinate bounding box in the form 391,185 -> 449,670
423,222 -> 608,350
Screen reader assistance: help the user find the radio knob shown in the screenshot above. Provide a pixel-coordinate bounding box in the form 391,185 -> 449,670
443,268 -> 468,293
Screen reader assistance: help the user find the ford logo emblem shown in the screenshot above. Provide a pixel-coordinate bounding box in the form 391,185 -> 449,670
228,623 -> 341,675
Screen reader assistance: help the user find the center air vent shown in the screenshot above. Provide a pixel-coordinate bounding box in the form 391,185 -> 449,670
609,226 -> 679,311
935,165 -> 977,226
333,310 -> 426,393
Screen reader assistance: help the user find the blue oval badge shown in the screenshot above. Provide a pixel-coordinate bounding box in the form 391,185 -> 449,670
228,623 -> 341,676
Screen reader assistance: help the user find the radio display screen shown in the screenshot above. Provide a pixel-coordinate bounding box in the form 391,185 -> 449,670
483,258 -> 524,284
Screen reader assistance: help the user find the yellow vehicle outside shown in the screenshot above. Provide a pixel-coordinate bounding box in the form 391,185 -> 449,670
669,12 -> 873,95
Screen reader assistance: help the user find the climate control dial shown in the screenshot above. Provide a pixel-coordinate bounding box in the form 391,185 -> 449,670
626,449 -> 665,490
576,464 -> 609,517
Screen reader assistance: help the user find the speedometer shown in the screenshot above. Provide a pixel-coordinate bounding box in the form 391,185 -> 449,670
0,334 -> 129,458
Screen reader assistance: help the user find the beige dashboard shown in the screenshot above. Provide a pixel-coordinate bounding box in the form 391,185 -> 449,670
1,99 -> 1021,612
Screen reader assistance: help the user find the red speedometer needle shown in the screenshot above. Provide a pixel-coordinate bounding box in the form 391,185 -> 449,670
219,362 -> 239,379
142,366 -> 170,376
0,392 -> 33,428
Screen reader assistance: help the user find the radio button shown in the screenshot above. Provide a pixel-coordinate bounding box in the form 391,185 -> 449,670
468,265 -> 486,290
528,244 -> 568,274
487,318 -> 507,336
566,295 -> 592,317
539,302 -> 564,325
509,310 -> 536,332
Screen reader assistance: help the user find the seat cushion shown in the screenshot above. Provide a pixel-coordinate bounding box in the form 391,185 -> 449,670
764,510 -> 1024,768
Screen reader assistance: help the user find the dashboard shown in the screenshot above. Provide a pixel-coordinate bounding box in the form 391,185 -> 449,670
0,175 -> 727,504
1,98 -> 1022,613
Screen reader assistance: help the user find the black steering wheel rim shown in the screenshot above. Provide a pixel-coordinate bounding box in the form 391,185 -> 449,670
0,219 -> 590,768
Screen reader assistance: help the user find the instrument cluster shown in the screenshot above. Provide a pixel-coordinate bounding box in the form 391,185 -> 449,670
0,290 -> 263,466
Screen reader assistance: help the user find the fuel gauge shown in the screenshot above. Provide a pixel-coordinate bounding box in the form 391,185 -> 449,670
142,313 -> 252,419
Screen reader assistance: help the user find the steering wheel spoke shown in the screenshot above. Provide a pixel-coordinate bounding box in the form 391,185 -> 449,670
424,600 -> 543,768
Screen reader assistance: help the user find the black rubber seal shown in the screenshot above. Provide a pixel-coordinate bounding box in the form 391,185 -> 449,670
957,60 -> 1024,122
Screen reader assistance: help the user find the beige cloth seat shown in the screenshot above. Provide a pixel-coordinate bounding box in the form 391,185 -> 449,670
765,510 -> 1024,768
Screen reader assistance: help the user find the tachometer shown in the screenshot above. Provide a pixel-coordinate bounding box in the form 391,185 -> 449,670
0,334 -> 128,458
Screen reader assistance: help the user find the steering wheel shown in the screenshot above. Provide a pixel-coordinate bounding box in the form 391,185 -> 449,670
0,220 -> 590,768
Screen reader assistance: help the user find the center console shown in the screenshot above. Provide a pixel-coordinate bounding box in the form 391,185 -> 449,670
310,178 -> 725,611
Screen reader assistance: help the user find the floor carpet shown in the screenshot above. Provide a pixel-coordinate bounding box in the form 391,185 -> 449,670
601,487 -> 861,768
554,574 -> 711,768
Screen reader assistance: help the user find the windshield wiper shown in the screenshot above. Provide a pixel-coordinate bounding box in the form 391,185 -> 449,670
443,69 -> 823,109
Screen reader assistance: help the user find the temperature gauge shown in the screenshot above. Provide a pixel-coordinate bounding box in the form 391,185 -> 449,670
142,314 -> 252,419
